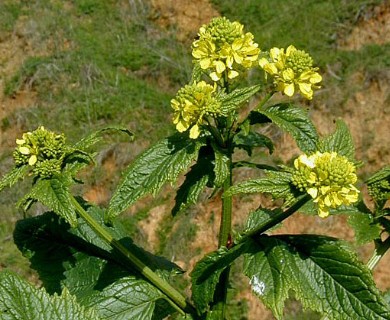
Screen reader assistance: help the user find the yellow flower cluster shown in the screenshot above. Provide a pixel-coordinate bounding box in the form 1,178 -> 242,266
171,81 -> 222,139
192,17 -> 260,82
259,45 -> 322,100
13,126 -> 66,178
291,152 -> 359,217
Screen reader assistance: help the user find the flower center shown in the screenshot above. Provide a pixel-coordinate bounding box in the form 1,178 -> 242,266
286,50 -> 313,74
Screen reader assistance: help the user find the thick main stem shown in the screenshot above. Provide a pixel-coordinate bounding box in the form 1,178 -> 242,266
213,150 -> 233,319
367,236 -> 390,270
70,196 -> 195,316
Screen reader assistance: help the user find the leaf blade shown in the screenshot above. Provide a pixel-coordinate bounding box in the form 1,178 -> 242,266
108,133 -> 204,219
260,104 -> 318,153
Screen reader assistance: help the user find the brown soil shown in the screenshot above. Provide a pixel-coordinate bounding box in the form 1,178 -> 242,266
150,0 -> 219,42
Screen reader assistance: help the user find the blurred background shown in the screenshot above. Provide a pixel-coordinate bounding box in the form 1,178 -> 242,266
0,0 -> 389,318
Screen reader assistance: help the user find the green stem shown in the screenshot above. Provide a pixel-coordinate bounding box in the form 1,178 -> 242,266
70,196 -> 195,316
212,149 -> 233,319
254,91 -> 274,112
219,167 -> 233,247
240,194 -> 311,241
367,236 -> 390,270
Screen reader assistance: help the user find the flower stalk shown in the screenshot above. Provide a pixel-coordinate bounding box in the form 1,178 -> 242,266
69,195 -> 196,316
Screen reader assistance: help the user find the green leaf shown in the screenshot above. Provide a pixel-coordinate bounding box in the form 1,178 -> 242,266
367,166 -> 390,185
260,104 -> 318,153
191,243 -> 248,313
225,170 -> 293,200
13,208 -> 179,319
190,64 -> 203,84
172,148 -> 214,216
233,130 -> 274,156
317,119 -> 355,160
213,145 -> 230,187
0,271 -> 99,320
21,175 -> 77,227
348,212 -> 382,244
0,165 -> 29,192
219,84 -> 261,113
108,133 -> 205,220
244,234 -> 390,320
238,208 -> 282,240
73,126 -> 133,150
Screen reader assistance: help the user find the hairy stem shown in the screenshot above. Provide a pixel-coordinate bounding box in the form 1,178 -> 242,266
241,194 -> 311,241
367,236 -> 390,270
213,149 -> 233,319
70,195 -> 196,316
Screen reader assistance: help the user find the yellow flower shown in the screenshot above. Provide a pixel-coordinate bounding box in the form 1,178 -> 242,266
292,151 -> 359,217
192,17 -> 260,82
171,81 -> 222,139
259,45 -> 322,100
13,126 -> 67,177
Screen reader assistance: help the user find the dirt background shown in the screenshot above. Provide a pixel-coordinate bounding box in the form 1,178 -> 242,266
0,1 -> 389,319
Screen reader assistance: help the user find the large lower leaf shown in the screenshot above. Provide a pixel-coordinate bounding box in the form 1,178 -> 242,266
191,243 -> 248,313
244,234 -> 390,320
260,103 -> 318,153
108,133 -> 204,220
13,206 -> 180,320
0,271 -> 98,320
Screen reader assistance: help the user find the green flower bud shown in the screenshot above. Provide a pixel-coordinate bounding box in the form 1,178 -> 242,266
292,152 -> 359,217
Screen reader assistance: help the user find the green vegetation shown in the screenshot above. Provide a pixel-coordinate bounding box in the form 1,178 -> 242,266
0,0 -> 389,319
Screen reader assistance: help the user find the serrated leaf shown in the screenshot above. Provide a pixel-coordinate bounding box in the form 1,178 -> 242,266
366,166 -> 390,185
172,148 -> 213,216
219,84 -> 261,113
21,175 -> 77,227
225,170 -> 293,200
348,212 -> 382,244
190,64 -> 203,84
317,119 -> 355,160
213,145 -> 230,187
0,165 -> 30,192
73,126 -> 133,150
108,133 -> 204,220
0,271 -> 99,320
87,275 -> 171,320
233,130 -> 274,156
240,208 -> 282,238
244,234 -> 390,320
260,104 -> 318,153
13,208 -> 179,319
190,243 -> 248,313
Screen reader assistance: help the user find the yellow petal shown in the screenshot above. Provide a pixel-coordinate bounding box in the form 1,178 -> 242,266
19,146 -> 31,155
286,45 -> 296,56
318,207 -> 329,218
307,187 -> 318,198
210,72 -> 221,81
189,124 -> 200,139
228,70 -> 239,79
298,82 -> 313,100
29,155 -> 37,166
199,58 -> 212,69
259,58 -> 269,68
16,139 -> 26,145
214,60 -> 226,74
283,83 -> 295,96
